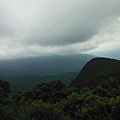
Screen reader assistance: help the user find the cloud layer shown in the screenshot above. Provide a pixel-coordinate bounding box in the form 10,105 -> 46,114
0,0 -> 120,59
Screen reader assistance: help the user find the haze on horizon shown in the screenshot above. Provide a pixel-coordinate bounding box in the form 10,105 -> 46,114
0,0 -> 120,60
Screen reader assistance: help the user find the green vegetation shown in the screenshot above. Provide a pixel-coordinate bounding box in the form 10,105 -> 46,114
1,72 -> 78,95
0,54 -> 93,76
0,80 -> 11,102
70,58 -> 120,90
0,53 -> 93,95
0,79 -> 120,120
0,58 -> 120,120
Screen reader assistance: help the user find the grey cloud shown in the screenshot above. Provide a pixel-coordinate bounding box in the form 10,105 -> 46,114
18,0 -> 120,46
0,0 -> 120,59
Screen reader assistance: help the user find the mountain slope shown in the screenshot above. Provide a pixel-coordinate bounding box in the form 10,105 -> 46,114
0,54 -> 94,76
0,54 -> 94,94
70,58 -> 120,91
1,72 -> 78,95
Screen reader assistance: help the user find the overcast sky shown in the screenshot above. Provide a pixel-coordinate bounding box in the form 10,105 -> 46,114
0,0 -> 120,59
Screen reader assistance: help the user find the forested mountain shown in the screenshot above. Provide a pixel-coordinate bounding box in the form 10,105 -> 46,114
0,54 -> 94,94
0,54 -> 94,76
0,57 -> 120,120
2,72 -> 78,95
70,58 -> 120,97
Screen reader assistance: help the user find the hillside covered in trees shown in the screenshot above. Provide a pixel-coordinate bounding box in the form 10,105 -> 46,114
0,58 -> 120,120
0,54 -> 94,94
70,58 -> 120,98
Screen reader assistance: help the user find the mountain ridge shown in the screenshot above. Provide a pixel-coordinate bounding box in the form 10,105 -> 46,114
0,54 -> 94,94
70,57 -> 120,90
0,54 -> 94,76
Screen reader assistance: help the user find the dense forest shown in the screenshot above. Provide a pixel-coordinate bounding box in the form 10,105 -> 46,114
0,54 -> 93,94
0,58 -> 120,120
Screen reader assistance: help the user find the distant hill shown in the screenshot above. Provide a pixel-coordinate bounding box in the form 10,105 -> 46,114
70,58 -> 120,93
1,58 -> 120,120
0,54 -> 94,94
0,54 -> 94,76
1,72 -> 78,95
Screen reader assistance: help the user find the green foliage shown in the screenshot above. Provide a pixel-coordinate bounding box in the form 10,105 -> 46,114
59,90 -> 120,120
0,57 -> 120,120
70,58 -> 120,91
0,80 -> 11,102
1,72 -> 78,95
92,75 -> 120,98
13,80 -> 77,103
27,100 -> 69,120
0,59 -> 120,120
